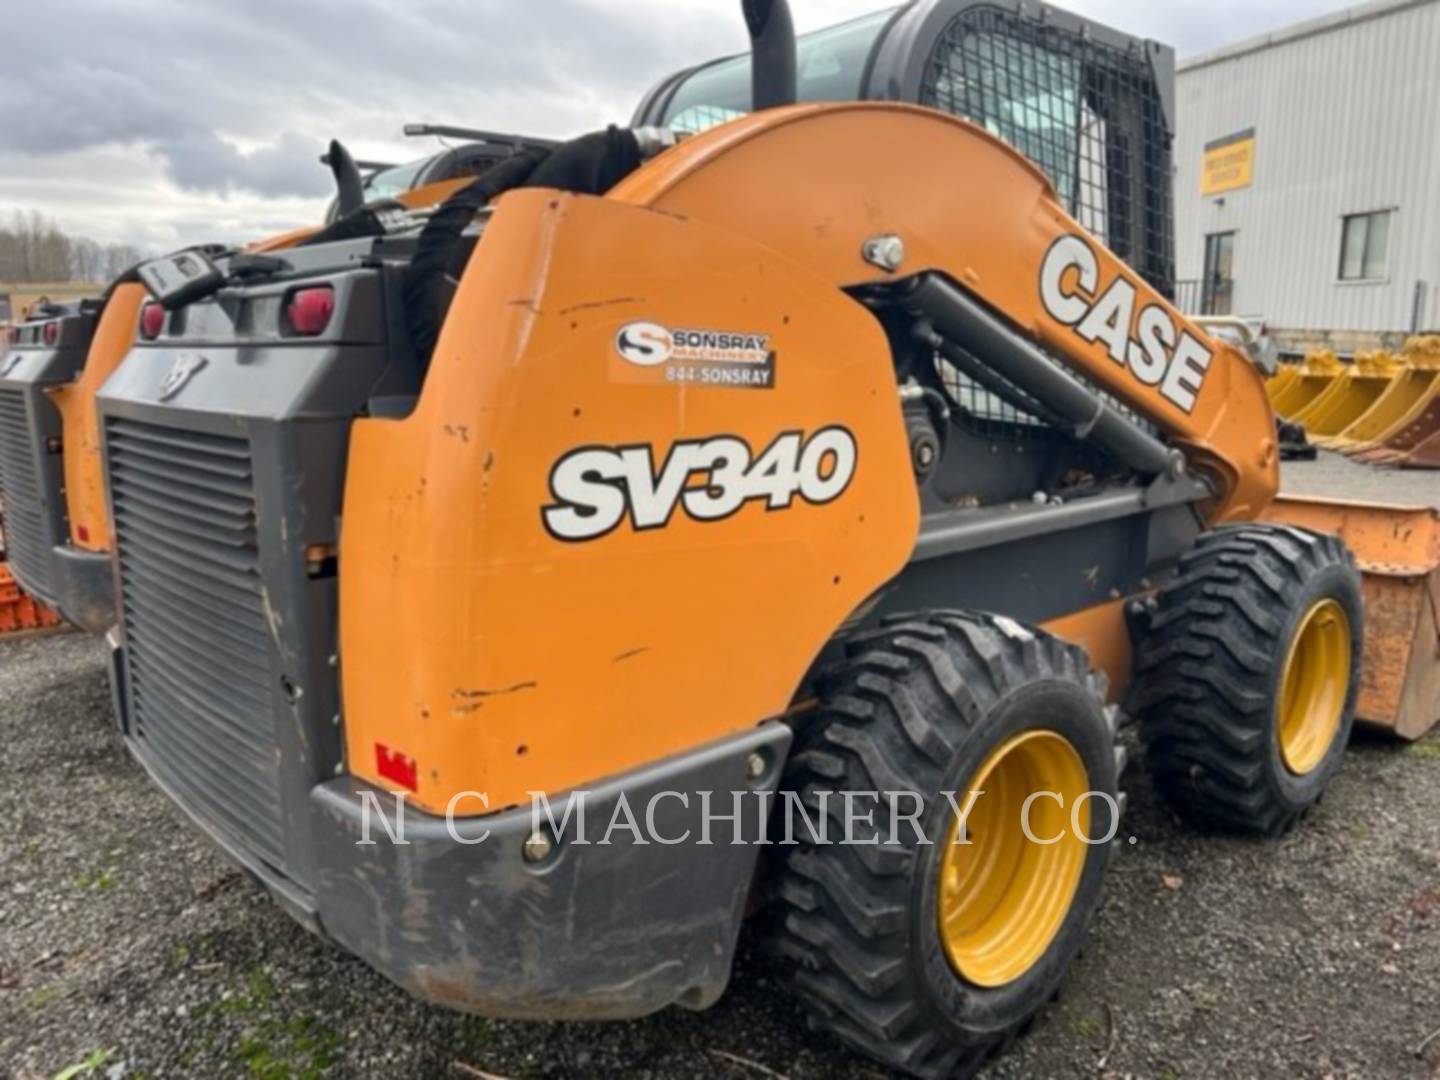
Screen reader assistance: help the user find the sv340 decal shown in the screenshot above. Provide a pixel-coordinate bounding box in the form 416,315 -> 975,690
543,427 -> 857,542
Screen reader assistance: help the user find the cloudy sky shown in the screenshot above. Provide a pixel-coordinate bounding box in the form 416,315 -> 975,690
1,0 -> 1352,257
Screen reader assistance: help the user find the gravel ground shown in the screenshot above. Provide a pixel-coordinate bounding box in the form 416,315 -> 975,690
1280,449 -> 1440,505
4,453 -> 1440,1080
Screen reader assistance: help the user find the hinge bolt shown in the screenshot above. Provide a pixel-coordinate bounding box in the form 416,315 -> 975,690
862,235 -> 906,273
746,752 -> 768,781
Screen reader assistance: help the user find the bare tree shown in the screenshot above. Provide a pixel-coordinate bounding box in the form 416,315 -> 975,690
0,208 -> 149,285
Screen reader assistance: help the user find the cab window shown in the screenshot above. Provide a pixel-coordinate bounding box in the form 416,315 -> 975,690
663,9 -> 896,134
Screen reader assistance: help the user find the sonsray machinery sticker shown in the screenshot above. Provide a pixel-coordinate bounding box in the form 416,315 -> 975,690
614,321 -> 776,390
543,428 -> 857,541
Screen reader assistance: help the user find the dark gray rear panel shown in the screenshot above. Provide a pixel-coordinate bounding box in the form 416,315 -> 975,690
0,314 -> 97,606
99,264 -> 403,895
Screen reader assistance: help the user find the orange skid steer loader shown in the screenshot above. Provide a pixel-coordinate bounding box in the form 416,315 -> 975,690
96,1 -> 1436,1076
0,151 -> 479,637
0,297 -> 122,631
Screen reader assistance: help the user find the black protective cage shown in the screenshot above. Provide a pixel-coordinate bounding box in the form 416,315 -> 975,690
634,0 -> 1175,441
633,0 -> 1176,297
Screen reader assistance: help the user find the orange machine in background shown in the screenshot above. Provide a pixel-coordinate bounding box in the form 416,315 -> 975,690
0,519 -> 62,634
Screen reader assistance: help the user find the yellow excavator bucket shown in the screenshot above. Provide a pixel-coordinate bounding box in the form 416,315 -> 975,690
1271,350 -> 1345,419
1263,496 -> 1440,739
1292,350 -> 1404,436
1400,429 -> 1440,469
1266,365 -> 1301,404
1331,337 -> 1440,453
1353,403 -> 1440,465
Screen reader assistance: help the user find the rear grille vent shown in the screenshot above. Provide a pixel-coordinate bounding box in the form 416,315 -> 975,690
107,419 -> 287,870
0,388 -> 56,598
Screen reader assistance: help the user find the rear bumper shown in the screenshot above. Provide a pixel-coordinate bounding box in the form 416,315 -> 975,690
49,546 -> 114,632
110,634 -> 790,1019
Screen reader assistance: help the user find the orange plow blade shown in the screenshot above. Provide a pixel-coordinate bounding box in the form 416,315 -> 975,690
1263,497 -> 1440,739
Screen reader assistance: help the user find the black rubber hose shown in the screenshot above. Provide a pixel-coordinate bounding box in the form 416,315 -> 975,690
404,126 -> 643,366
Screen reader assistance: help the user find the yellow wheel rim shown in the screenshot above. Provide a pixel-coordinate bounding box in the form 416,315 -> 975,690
937,731 -> 1090,989
1278,599 -> 1352,776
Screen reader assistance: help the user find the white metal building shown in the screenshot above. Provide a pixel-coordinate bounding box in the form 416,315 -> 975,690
1174,0 -> 1440,351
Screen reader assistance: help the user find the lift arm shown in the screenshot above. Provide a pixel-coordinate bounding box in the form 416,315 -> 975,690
611,102 -> 1280,522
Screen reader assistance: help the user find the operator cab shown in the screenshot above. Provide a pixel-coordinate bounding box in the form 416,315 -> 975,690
655,9 -> 894,134
635,0 -> 1176,296
322,142 -> 518,223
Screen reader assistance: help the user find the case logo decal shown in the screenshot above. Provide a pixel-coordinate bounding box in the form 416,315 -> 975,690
1039,235 -> 1214,414
543,427 -> 857,542
613,321 -> 775,389
157,352 -> 209,402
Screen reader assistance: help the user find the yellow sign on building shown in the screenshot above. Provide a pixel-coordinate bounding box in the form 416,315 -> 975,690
1201,129 -> 1256,195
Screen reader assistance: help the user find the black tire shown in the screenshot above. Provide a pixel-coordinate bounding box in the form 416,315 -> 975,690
1131,524 -> 1363,836
773,611 -> 1123,1079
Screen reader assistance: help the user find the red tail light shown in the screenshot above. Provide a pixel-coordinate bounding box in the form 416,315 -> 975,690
139,302 -> 165,340
286,287 -> 335,337
43,321 -> 59,346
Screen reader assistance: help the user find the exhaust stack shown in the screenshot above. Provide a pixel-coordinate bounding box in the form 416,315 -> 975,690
743,0 -> 797,110
327,139 -> 366,218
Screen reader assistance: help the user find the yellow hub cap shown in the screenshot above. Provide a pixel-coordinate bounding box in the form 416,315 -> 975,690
937,731 -> 1090,988
1278,599 -> 1351,776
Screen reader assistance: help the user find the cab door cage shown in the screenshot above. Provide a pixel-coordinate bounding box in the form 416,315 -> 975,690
633,0 -> 1176,298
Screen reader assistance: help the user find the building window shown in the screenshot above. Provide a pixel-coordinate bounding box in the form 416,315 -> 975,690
1339,210 -> 1392,281
1202,231 -> 1235,315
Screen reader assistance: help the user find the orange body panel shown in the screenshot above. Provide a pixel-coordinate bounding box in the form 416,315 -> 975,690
611,104 -> 1278,522
248,228 -> 317,254
48,283 -> 146,551
340,189 -> 919,813
340,105 -> 1282,812
56,199 -> 446,552
1042,599 -> 1136,702
397,178 -> 470,209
